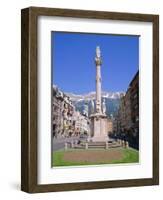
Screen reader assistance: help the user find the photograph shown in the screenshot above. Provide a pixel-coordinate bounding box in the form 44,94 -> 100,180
52,32 -> 139,167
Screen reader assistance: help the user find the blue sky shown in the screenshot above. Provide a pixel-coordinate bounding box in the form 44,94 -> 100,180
52,32 -> 139,94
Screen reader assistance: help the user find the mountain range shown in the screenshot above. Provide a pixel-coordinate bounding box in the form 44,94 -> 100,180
66,91 -> 125,117
66,91 -> 124,101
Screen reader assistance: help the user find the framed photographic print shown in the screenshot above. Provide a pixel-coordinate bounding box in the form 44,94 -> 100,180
21,7 -> 159,193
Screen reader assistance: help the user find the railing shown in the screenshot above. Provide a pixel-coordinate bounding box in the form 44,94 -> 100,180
64,139 -> 129,151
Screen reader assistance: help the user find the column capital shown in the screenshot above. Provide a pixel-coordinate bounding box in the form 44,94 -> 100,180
95,57 -> 102,65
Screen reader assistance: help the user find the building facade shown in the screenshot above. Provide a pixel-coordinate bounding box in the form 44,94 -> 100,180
107,118 -> 113,134
52,86 -> 90,138
130,71 -> 139,136
113,71 -> 139,148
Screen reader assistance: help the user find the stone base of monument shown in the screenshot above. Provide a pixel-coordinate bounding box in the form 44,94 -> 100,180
90,113 -> 108,142
91,136 -> 108,142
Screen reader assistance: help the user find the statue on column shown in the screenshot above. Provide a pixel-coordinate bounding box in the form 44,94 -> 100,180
102,98 -> 106,115
95,46 -> 102,66
83,101 -> 88,117
91,100 -> 94,114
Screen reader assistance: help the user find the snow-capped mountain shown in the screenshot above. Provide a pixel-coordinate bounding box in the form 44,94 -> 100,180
53,85 -> 124,117
65,91 -> 125,117
65,91 -> 125,102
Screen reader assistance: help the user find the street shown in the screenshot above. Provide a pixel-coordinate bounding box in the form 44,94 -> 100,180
53,136 -> 80,151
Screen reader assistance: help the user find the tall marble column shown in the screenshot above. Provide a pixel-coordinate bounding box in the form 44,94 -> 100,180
90,46 -> 108,142
95,46 -> 102,114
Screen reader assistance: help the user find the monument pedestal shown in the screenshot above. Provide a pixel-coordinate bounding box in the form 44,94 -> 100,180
90,113 -> 108,142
